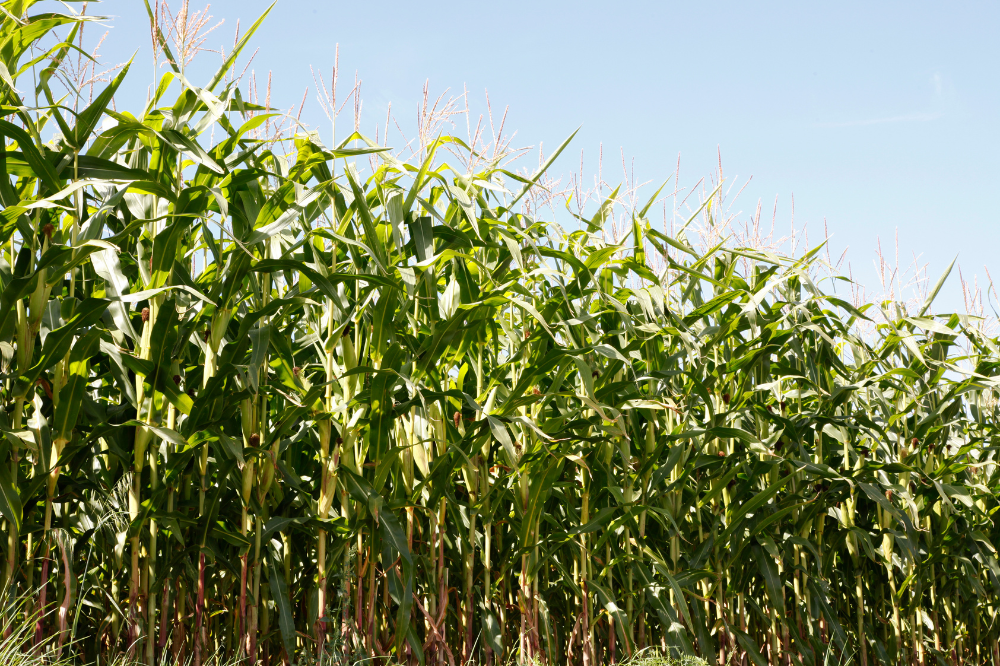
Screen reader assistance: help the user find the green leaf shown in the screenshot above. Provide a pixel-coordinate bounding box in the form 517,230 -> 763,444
22,298 -> 108,387
161,129 -> 224,174
589,579 -> 634,654
205,2 -> 275,92
733,629 -> 768,666
247,324 -> 270,394
70,58 -> 132,149
0,458 -> 22,536
52,328 -> 100,445
369,343 -> 405,486
0,118 -> 59,192
717,472 -> 794,544
508,127 -> 579,210
918,255 -> 956,317
266,543 -> 297,661
144,0 -> 180,74
346,164 -> 389,273
752,543 -> 785,617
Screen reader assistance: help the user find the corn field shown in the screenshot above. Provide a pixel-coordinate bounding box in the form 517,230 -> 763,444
1,3 -> 1000,666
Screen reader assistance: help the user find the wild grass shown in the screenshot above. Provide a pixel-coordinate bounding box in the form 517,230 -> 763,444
621,648 -> 709,666
0,613 -> 66,666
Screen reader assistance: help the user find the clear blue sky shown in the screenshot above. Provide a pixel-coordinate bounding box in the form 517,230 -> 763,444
59,0 -> 1000,313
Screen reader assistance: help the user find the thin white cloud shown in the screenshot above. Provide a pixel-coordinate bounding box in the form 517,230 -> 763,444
816,112 -> 943,128
932,73 -> 943,96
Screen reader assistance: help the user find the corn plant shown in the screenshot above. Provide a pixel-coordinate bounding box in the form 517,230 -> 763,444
1,2 -> 999,666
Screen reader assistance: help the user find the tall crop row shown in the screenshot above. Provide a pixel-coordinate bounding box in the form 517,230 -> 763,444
0,4 -> 998,665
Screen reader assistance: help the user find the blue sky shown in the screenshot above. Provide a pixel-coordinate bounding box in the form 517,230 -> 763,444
56,0 -> 1000,313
